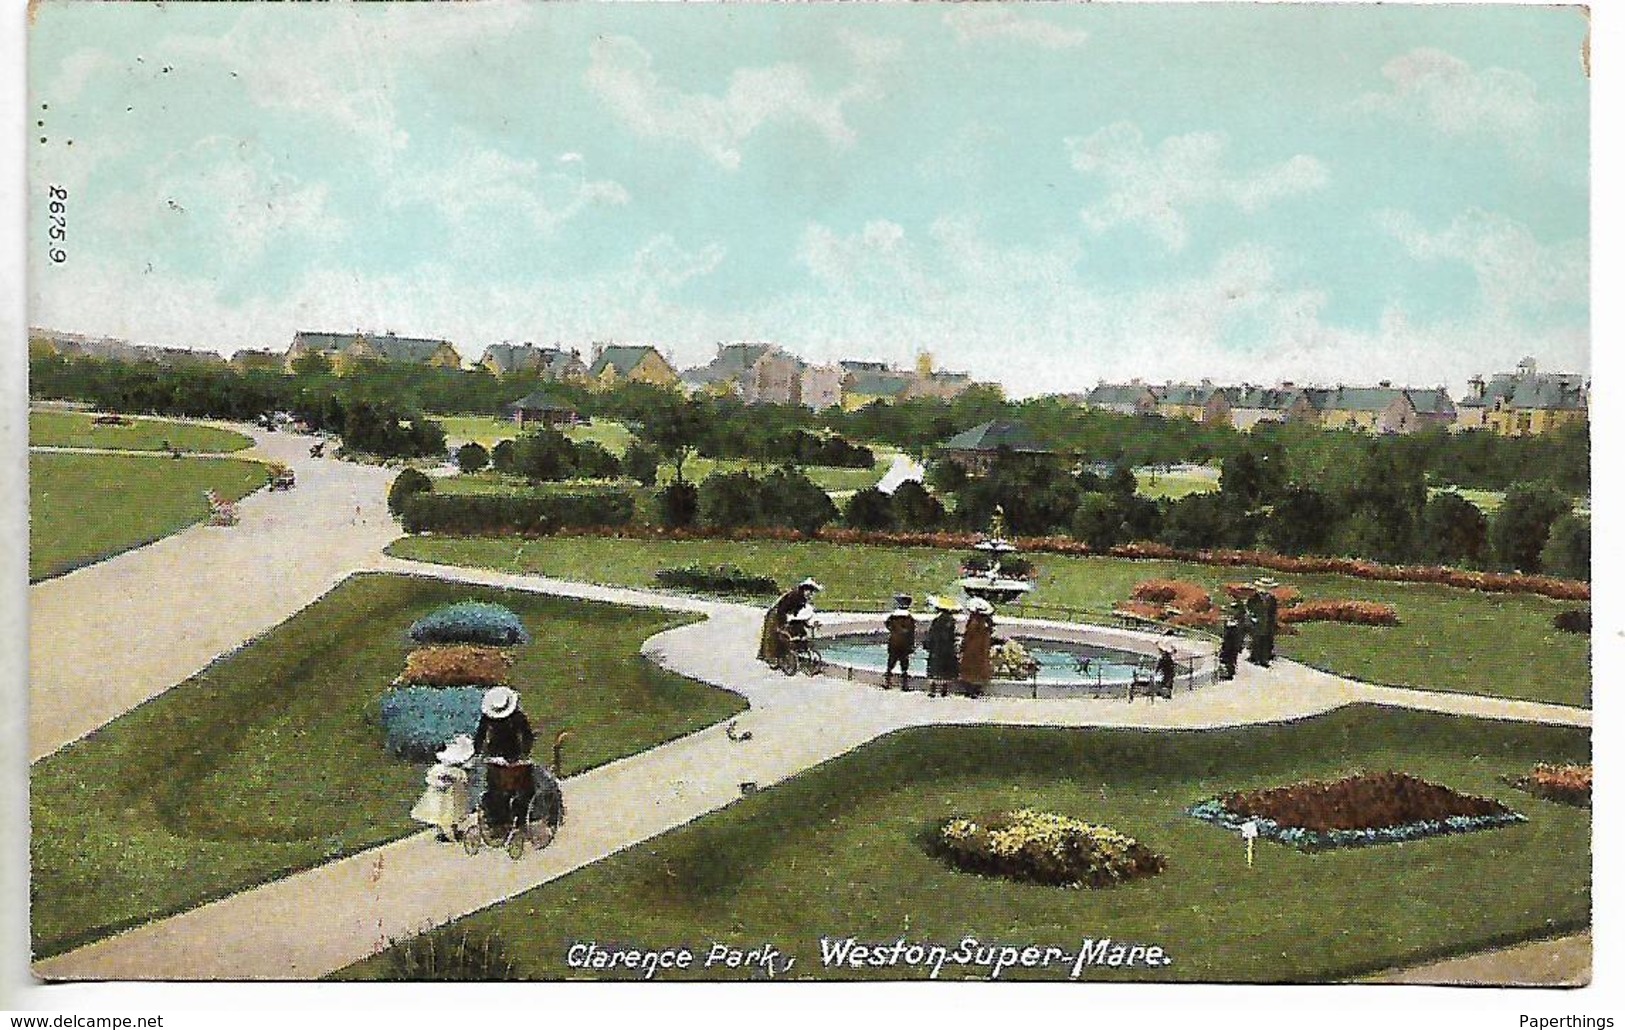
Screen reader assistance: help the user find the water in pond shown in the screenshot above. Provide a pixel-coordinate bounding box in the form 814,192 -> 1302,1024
819,633 -> 1153,686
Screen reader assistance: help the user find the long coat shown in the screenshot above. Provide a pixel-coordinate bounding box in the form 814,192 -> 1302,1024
924,612 -> 959,679
884,612 -> 917,659
758,588 -> 807,662
959,613 -> 995,687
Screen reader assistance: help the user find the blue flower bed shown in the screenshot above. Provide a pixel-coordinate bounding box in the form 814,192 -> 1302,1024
379,685 -> 485,761
408,602 -> 530,646
1187,798 -> 1526,851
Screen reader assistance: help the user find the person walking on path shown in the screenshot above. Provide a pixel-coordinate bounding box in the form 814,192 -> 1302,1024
883,593 -> 918,690
473,686 -> 536,834
1154,642 -> 1178,699
758,578 -> 821,665
1247,581 -> 1278,668
924,595 -> 961,697
958,597 -> 995,698
1218,614 -> 1245,680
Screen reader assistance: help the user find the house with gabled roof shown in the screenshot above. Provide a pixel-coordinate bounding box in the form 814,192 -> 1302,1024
1308,383 -> 1456,434
1155,381 -> 1232,425
1083,380 -> 1162,416
285,330 -> 462,374
1224,385 -> 1316,431
1458,358 -> 1587,436
479,343 -> 588,381
500,388 -> 581,429
588,344 -> 679,390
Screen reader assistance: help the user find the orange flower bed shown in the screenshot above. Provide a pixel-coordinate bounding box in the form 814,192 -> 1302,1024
1278,600 -> 1400,627
1222,582 -> 1302,606
1131,579 -> 1213,611
397,645 -> 513,687
1506,763 -> 1591,807
1221,772 -> 1512,833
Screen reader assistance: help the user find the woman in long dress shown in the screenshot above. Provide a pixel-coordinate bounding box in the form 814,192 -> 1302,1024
924,596 -> 961,697
758,579 -> 820,663
958,599 -> 995,697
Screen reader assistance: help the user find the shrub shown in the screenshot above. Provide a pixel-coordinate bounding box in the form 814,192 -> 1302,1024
384,927 -> 519,981
653,564 -> 779,596
1277,600 -> 1399,627
490,438 -> 516,473
397,645 -> 512,687
759,467 -> 838,536
456,442 -> 489,474
891,480 -> 945,530
388,468 -> 434,516
408,601 -> 530,646
1131,579 -> 1213,612
1541,514 -> 1590,581
1553,608 -> 1590,634
377,685 -> 485,760
844,487 -> 896,531
400,490 -> 637,535
934,809 -> 1167,888
1191,772 -> 1524,850
1505,763 -> 1591,807
698,471 -> 765,529
1492,481 -> 1573,572
622,442 -> 660,487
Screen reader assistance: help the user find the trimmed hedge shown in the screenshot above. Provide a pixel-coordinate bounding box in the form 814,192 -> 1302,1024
401,490 -> 636,535
654,564 -> 779,596
409,601 -> 531,646
378,685 -> 485,761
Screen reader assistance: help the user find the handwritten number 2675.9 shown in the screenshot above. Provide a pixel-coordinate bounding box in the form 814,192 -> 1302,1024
47,185 -> 67,263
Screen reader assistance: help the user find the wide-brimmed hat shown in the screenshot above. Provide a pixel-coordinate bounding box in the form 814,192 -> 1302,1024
1158,641 -> 1176,654
928,595 -> 962,612
1252,577 -> 1281,590
481,686 -> 519,719
799,578 -> 823,592
893,593 -> 913,607
966,597 -> 994,615
436,734 -> 475,765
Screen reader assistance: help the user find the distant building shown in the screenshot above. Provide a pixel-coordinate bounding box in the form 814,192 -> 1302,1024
837,352 -> 978,409
588,344 -> 679,390
941,419 -> 1056,476
135,345 -> 227,368
230,349 -> 284,372
501,389 -> 581,429
1224,385 -> 1317,431
479,343 -> 588,381
1307,384 -> 1457,434
286,330 -> 462,374
1082,381 -> 1161,416
1457,358 -> 1588,436
29,328 -> 143,363
798,363 -> 845,411
840,369 -> 913,410
1155,381 -> 1232,425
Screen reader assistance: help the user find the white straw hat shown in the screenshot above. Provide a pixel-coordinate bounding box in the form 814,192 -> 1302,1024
481,686 -> 519,719
966,598 -> 994,615
799,578 -> 823,592
928,595 -> 962,612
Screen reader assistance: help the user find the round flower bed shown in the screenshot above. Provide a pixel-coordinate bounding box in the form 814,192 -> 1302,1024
1189,771 -> 1524,850
1504,763 -> 1591,807
409,601 -> 530,646
934,809 -> 1167,888
377,685 -> 486,761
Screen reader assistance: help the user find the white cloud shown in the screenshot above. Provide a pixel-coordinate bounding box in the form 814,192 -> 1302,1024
836,27 -> 905,66
1355,48 -> 1549,157
585,35 -> 863,170
1378,208 -> 1587,322
943,6 -> 1089,50
1066,123 -> 1328,252
388,145 -> 628,236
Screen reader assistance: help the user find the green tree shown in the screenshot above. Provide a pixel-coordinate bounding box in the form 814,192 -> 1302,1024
1491,481 -> 1573,572
387,468 -> 433,516
622,442 -> 660,487
1419,492 -> 1488,566
1540,514 -> 1590,580
844,487 -> 897,531
1264,486 -> 1340,556
760,467 -> 839,535
455,442 -> 489,474
698,471 -> 765,529
1070,492 -> 1123,551
891,480 -> 946,530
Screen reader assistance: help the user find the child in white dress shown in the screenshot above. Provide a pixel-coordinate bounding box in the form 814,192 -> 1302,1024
411,735 -> 474,841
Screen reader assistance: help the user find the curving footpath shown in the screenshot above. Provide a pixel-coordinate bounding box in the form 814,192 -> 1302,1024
33,555 -> 1590,981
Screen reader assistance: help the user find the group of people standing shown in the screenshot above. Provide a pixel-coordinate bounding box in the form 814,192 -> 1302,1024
1217,579 -> 1280,679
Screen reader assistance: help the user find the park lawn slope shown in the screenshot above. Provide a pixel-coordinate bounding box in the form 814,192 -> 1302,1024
29,410 -> 253,452
29,452 -> 269,581
29,572 -> 742,959
341,707 -> 1589,982
389,535 -> 1590,707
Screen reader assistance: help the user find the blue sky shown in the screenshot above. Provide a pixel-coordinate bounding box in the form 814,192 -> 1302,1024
27,2 -> 1588,396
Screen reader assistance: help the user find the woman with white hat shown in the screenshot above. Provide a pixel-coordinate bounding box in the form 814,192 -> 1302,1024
410,734 -> 474,842
958,597 -> 996,697
758,578 -> 822,664
474,686 -> 536,833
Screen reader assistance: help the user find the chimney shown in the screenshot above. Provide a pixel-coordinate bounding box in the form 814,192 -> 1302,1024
592,343 -> 605,365
1378,380 -> 1391,388
1200,377 -> 1212,387
1129,377 -> 1142,386
1468,375 -> 1486,400
1279,381 -> 1294,389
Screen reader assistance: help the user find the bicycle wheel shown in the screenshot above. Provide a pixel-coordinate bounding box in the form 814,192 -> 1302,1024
506,830 -> 525,861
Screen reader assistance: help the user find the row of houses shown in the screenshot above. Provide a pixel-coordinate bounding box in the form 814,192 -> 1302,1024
30,328 -> 232,369
1081,359 -> 1586,437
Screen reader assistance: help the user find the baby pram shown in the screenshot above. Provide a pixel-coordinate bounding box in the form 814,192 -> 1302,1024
462,732 -> 567,860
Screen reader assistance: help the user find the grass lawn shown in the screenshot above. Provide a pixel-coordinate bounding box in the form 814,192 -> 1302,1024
29,410 -> 253,453
1134,467 -> 1220,500
340,707 -> 1589,982
436,415 -> 634,456
29,452 -> 270,581
389,535 -> 1591,707
29,572 -> 743,959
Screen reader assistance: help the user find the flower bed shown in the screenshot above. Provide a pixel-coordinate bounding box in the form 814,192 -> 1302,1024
377,685 -> 486,761
1222,582 -> 1302,606
396,645 -> 512,687
1504,763 -> 1591,807
1277,599 -> 1400,627
1189,772 -> 1524,850
408,601 -> 530,646
653,563 -> 779,596
989,639 -> 1039,679
1117,580 -> 1221,629
1553,609 -> 1590,634
934,809 -> 1167,888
